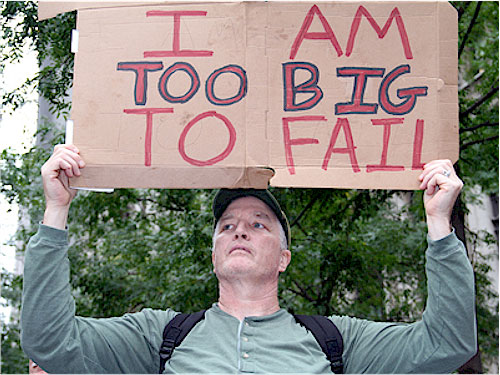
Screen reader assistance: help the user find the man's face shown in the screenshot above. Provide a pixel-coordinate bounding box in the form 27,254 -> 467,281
212,196 -> 291,282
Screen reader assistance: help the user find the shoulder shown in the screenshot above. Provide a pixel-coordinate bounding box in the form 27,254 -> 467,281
328,314 -> 406,350
329,314 -> 406,334
130,308 -> 179,328
125,308 -> 180,343
76,308 -> 180,352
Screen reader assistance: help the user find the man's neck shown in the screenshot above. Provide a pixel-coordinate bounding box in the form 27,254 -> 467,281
217,280 -> 281,321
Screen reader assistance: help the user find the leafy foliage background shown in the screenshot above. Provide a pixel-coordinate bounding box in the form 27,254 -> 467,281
1,1 -> 498,373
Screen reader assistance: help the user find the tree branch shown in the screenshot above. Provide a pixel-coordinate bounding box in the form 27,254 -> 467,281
290,191 -> 321,228
326,191 -> 365,229
461,135 -> 498,150
456,2 -> 472,21
458,2 -> 482,60
460,122 -> 498,134
460,86 -> 499,120
459,69 -> 484,91
289,280 -> 316,303
295,221 -> 310,237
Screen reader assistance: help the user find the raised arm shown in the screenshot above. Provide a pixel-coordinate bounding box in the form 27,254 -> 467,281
21,145 -> 169,373
334,160 -> 476,373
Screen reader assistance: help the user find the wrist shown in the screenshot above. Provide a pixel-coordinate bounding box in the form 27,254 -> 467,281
43,204 -> 70,230
426,215 -> 452,241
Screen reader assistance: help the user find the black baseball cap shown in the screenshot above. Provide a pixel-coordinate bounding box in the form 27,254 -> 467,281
213,189 -> 291,248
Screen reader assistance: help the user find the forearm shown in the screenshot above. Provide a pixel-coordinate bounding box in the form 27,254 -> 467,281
426,215 -> 453,241
43,205 -> 70,230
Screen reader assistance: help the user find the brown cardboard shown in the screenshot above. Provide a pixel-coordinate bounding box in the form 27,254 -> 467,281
38,1 -> 170,21
39,1 -> 458,189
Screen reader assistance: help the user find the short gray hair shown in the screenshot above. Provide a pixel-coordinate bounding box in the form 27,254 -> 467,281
212,219 -> 288,251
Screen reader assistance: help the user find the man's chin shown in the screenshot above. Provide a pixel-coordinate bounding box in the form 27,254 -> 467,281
217,259 -> 256,277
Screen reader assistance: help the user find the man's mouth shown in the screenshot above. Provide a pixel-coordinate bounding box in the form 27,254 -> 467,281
230,245 -> 251,254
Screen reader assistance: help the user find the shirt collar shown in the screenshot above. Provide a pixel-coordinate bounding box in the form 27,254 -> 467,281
211,302 -> 289,323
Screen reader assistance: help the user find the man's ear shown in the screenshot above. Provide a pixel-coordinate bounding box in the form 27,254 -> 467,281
279,249 -> 291,273
212,250 -> 217,273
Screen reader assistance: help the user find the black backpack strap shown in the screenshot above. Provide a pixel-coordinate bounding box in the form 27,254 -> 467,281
159,310 -> 206,374
294,314 -> 344,374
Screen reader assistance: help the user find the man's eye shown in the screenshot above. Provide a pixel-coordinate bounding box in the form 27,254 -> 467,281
253,222 -> 265,229
222,224 -> 234,231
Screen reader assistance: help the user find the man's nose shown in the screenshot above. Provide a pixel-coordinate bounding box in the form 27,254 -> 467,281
233,222 -> 249,240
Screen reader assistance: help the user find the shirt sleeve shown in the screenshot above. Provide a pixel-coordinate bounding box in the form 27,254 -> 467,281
21,224 -> 176,374
331,231 -> 477,374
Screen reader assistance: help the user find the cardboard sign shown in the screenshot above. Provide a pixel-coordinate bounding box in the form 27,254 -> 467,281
39,1 -> 458,189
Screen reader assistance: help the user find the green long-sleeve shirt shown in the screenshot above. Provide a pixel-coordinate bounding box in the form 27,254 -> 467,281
21,224 -> 476,373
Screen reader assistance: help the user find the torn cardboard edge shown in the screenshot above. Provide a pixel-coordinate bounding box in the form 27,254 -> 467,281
38,1 -> 160,20
71,166 -> 275,189
38,0 -> 367,20
70,168 -> 429,190
38,0 -> 250,21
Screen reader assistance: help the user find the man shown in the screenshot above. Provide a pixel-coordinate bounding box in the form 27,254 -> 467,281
21,144 -> 476,373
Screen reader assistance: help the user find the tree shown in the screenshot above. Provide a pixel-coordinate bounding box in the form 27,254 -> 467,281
452,2 -> 499,372
456,1 -> 498,194
1,1 -> 498,373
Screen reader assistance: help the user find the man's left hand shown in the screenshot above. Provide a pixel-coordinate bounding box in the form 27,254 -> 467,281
419,159 -> 463,240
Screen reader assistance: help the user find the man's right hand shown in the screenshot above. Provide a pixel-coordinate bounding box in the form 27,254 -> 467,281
41,144 -> 85,229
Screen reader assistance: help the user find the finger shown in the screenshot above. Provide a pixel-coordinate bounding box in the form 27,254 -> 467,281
57,168 -> 78,200
419,162 -> 436,182
419,159 -> 454,180
53,146 -> 82,161
53,145 -> 85,168
59,153 -> 83,177
58,166 -> 70,187
419,161 -> 455,189
54,143 -> 80,154
425,173 -> 444,195
426,168 -> 463,196
46,155 -> 75,178
423,159 -> 454,170
64,150 -> 85,168
59,160 -> 75,178
52,148 -> 85,173
420,164 -> 445,190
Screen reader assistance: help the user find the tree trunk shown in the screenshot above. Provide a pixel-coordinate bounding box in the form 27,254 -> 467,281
451,171 -> 484,374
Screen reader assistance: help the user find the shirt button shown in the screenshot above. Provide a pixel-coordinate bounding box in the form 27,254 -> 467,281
243,352 -> 250,359
242,336 -> 249,342
245,322 -> 249,327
